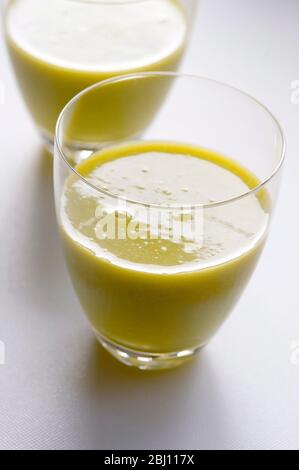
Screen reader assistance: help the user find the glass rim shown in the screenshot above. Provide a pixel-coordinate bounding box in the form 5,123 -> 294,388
55,72 -> 286,210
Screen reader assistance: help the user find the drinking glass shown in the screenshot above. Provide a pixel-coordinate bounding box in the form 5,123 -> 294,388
54,73 -> 285,370
2,0 -> 195,150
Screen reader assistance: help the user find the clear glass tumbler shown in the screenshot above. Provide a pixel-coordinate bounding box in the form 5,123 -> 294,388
3,0 -> 195,150
54,73 -> 285,370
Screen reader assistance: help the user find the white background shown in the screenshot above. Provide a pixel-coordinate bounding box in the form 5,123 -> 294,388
0,0 -> 299,450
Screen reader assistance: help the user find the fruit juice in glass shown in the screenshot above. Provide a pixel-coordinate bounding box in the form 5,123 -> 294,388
4,0 -> 193,147
54,74 -> 284,369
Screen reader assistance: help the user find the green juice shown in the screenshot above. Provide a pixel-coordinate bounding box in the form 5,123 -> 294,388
59,142 -> 269,354
5,0 -> 187,138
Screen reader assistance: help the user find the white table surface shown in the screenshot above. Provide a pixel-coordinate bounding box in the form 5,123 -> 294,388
0,0 -> 298,450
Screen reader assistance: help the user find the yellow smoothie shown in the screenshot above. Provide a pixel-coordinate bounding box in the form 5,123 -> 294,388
59,142 -> 269,354
6,0 -> 187,139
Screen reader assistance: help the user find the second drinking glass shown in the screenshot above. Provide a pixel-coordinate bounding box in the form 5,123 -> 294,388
3,0 -> 195,149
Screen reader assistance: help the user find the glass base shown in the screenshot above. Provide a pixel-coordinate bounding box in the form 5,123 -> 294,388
95,333 -> 201,370
39,129 -> 94,162
48,128 -> 144,164
40,128 -> 55,154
